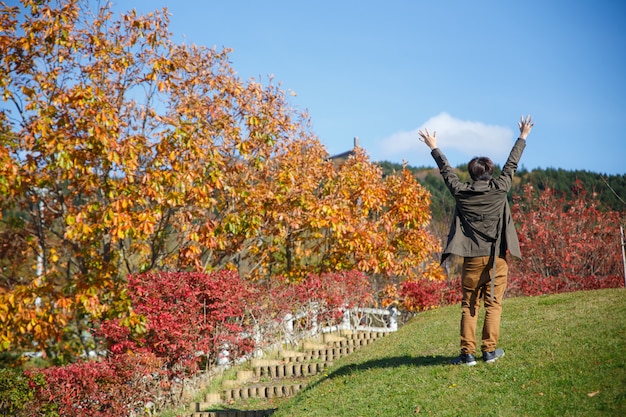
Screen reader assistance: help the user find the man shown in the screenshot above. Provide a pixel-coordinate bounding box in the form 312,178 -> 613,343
418,115 -> 534,365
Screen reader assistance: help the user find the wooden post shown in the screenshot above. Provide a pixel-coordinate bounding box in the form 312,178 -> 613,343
620,226 -> 626,287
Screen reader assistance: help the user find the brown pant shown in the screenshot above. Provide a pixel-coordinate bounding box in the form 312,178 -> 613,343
460,256 -> 508,355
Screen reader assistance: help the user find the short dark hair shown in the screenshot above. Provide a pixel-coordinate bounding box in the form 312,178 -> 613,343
468,157 -> 494,181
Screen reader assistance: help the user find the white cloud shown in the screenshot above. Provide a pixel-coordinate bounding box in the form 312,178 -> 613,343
375,113 -> 515,166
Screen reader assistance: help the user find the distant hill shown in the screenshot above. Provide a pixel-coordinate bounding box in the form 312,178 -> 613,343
377,161 -> 626,216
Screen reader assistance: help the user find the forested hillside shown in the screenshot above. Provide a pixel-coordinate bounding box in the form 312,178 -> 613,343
378,161 -> 626,220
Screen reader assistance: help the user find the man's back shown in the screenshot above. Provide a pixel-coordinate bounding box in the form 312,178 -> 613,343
429,138 -> 526,261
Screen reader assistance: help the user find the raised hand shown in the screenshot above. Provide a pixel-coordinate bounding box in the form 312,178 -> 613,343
518,115 -> 534,139
418,128 -> 437,150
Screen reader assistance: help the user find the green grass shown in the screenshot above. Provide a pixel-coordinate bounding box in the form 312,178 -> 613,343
270,288 -> 626,417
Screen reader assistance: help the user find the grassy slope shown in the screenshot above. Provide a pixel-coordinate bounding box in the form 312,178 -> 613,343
273,289 -> 626,417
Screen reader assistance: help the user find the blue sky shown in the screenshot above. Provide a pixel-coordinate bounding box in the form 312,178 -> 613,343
117,0 -> 625,175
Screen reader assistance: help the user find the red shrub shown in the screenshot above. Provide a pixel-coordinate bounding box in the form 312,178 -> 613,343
28,352 -> 163,417
441,276 -> 463,305
508,271 -> 624,297
512,183 -> 623,280
399,276 -> 461,312
103,271 -> 252,375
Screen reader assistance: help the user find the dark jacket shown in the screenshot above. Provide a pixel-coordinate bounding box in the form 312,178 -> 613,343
431,138 -> 526,263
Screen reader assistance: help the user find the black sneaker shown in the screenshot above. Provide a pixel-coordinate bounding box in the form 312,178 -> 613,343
483,348 -> 505,363
450,353 -> 477,366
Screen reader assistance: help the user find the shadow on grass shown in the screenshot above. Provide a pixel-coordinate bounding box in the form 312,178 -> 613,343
305,354 -> 449,391
329,354 -> 447,377
199,408 -> 277,417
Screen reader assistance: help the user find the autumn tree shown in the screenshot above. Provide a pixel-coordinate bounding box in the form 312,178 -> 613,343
0,0 -> 441,361
227,141 -> 442,281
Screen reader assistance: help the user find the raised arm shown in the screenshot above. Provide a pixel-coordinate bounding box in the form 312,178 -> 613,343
418,128 -> 466,194
496,115 -> 534,189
